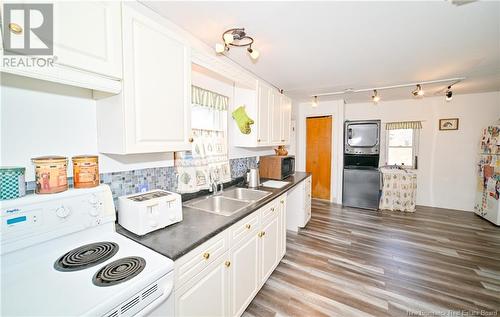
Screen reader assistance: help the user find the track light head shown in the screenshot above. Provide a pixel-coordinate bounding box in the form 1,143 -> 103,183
247,47 -> 260,60
215,43 -> 226,54
412,84 -> 424,97
372,90 -> 380,103
445,86 -> 453,101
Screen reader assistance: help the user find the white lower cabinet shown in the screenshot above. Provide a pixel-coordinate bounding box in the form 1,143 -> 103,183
175,252 -> 230,317
229,234 -> 260,317
173,195 -> 288,317
259,215 -> 280,285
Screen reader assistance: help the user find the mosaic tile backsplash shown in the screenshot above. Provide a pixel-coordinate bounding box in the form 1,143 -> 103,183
26,156 -> 257,205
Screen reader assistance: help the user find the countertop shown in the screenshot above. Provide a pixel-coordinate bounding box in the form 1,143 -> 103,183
116,172 -> 311,261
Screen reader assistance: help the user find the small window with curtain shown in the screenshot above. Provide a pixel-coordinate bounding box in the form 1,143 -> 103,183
385,121 -> 421,169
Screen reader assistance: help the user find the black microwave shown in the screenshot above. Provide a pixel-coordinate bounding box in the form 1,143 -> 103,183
259,155 -> 295,180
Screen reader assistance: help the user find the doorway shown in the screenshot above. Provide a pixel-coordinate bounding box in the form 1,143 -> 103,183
306,116 -> 332,200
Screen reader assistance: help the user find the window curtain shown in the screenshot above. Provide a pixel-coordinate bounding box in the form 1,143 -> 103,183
175,86 -> 231,193
385,121 -> 422,130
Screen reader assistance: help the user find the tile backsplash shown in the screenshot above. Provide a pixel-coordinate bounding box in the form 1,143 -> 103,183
26,156 -> 257,203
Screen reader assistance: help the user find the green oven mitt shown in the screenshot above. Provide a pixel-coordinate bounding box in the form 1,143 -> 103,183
232,106 -> 254,134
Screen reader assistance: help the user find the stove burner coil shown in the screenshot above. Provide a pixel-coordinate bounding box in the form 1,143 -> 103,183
54,242 -> 119,272
92,257 -> 146,287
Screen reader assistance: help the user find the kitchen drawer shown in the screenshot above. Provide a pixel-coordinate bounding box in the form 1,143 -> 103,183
174,231 -> 229,288
261,199 -> 280,224
230,210 -> 260,247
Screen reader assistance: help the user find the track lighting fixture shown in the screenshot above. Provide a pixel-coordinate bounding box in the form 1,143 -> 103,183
445,86 -> 453,101
372,90 -> 380,103
215,28 -> 260,60
312,96 -> 318,107
412,84 -> 425,97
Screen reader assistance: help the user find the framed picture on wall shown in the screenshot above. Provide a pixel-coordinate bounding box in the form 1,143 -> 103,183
439,118 -> 459,131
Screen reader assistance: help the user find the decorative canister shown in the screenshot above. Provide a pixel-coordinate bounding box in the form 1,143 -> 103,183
0,167 -> 26,200
72,155 -> 99,188
32,156 -> 68,194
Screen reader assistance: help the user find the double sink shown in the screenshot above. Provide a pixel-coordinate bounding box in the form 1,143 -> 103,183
184,188 -> 272,216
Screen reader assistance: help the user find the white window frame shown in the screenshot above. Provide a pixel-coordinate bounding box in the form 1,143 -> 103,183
385,128 -> 420,169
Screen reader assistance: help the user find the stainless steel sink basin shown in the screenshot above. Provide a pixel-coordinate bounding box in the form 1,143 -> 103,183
185,196 -> 250,216
185,187 -> 272,216
221,188 -> 271,201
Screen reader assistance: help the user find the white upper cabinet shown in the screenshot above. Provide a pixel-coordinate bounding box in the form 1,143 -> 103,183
1,1 -> 122,93
53,1 -> 122,79
257,82 -> 271,145
96,2 -> 191,154
231,80 -> 292,148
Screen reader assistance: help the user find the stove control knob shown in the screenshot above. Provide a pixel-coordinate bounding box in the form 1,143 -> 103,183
55,206 -> 70,218
88,194 -> 98,206
88,206 -> 99,217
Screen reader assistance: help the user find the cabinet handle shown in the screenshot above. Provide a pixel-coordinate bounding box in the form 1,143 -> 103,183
280,200 -> 284,204
257,139 -> 261,142
225,260 -> 231,267
245,224 -> 251,229
202,252 -> 210,260
271,207 -> 275,211
188,137 -> 194,143
281,139 -> 285,142
9,23 -> 22,34
258,231 -> 264,238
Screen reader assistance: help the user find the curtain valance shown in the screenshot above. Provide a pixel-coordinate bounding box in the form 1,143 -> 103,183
192,85 -> 229,111
385,121 -> 422,130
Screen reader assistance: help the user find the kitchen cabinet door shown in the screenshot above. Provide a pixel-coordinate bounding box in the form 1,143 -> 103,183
257,83 -> 271,146
270,91 -> 282,145
259,215 -> 280,284
53,1 -> 122,79
230,234 -> 260,317
278,194 -> 287,258
97,3 -> 192,154
280,96 -> 292,145
175,253 -> 230,317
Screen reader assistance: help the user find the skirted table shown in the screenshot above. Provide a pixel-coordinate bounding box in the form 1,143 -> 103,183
379,167 -> 417,212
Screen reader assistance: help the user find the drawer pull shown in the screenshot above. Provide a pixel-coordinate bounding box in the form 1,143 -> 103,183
280,200 -> 284,204
258,231 -> 266,238
245,224 -> 251,229
188,137 -> 194,143
271,207 -> 275,211
202,252 -> 210,260
9,23 -> 22,34
225,260 -> 231,267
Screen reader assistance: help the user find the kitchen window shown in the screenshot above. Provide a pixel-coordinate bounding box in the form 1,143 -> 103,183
385,121 -> 422,169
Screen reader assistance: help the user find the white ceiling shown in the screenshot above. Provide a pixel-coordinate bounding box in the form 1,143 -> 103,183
142,1 -> 500,103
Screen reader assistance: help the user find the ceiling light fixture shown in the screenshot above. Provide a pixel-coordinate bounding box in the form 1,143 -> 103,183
372,90 -> 380,103
312,96 -> 318,107
215,28 -> 259,60
445,86 -> 453,102
412,84 -> 425,97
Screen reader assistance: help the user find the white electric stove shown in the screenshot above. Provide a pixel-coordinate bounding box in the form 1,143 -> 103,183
0,185 -> 174,317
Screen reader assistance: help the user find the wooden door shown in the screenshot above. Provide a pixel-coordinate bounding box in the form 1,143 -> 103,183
306,116 -> 332,200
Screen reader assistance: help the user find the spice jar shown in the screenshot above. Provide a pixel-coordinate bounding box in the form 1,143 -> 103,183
32,156 -> 68,194
72,155 -> 99,188
0,167 -> 26,200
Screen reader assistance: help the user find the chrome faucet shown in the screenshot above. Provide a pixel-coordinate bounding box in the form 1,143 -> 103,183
209,179 -> 223,195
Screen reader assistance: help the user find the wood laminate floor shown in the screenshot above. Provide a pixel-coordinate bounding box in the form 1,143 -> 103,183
244,200 -> 500,317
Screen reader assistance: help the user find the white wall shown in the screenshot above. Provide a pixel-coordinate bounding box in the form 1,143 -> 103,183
294,99 -> 345,204
345,91 -> 500,211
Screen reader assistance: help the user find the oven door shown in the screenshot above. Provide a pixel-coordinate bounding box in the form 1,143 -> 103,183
281,157 -> 295,179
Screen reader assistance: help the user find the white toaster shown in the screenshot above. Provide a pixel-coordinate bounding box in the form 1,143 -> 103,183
118,189 -> 183,235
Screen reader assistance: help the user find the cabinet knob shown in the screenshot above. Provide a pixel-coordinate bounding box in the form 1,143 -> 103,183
9,23 -> 22,34
281,139 -> 285,142
245,224 -> 251,229
257,139 -> 261,142
225,260 -> 231,267
280,200 -> 284,204
202,252 -> 210,260
188,137 -> 194,143
258,231 -> 266,238
271,207 -> 275,211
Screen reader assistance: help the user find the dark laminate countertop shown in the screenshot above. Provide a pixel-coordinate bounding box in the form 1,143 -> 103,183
117,172 -> 311,261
